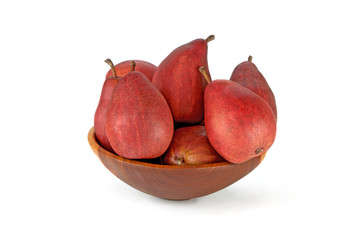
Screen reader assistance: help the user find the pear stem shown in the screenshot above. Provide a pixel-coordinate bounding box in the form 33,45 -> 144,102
255,147 -> 264,155
199,67 -> 211,84
130,61 -> 136,72
104,59 -> 117,78
248,55 -> 253,62
205,35 -> 215,43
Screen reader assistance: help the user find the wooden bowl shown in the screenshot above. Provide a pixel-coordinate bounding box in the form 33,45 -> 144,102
88,127 -> 265,200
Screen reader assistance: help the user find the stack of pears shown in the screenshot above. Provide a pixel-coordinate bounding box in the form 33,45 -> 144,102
94,35 -> 277,165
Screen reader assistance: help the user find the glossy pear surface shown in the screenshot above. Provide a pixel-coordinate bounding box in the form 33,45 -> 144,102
162,126 -> 225,165
204,80 -> 276,163
106,71 -> 174,159
94,75 -> 121,152
230,59 -> 277,119
152,38 -> 211,124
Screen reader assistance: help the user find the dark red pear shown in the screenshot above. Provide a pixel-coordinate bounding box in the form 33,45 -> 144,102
105,60 -> 157,81
230,56 -> 277,120
161,126 -> 225,165
200,68 -> 276,164
105,63 -> 174,159
152,35 -> 215,124
94,59 -> 125,152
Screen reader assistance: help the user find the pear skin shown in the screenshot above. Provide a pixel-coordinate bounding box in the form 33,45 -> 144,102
106,71 -> 174,159
230,56 -> 277,120
94,59 -> 122,152
161,126 -> 225,165
152,35 -> 214,124
105,60 -> 157,81
204,79 -> 276,164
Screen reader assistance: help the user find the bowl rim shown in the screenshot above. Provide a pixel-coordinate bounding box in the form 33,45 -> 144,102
88,126 -> 237,169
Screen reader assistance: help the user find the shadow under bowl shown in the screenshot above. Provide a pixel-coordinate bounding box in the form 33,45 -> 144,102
88,127 -> 265,200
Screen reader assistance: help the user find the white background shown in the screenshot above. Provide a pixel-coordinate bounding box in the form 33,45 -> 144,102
1,0 -> 359,239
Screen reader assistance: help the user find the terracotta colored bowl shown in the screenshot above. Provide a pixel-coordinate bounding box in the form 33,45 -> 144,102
88,127 -> 265,200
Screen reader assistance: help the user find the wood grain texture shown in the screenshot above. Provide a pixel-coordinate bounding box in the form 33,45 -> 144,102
88,127 -> 264,200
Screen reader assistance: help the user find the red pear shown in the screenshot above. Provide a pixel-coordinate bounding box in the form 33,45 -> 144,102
105,64 -> 174,159
94,59 -> 125,152
230,56 -> 277,120
105,60 -> 157,81
161,126 -> 225,165
152,35 -> 214,124
200,68 -> 276,164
